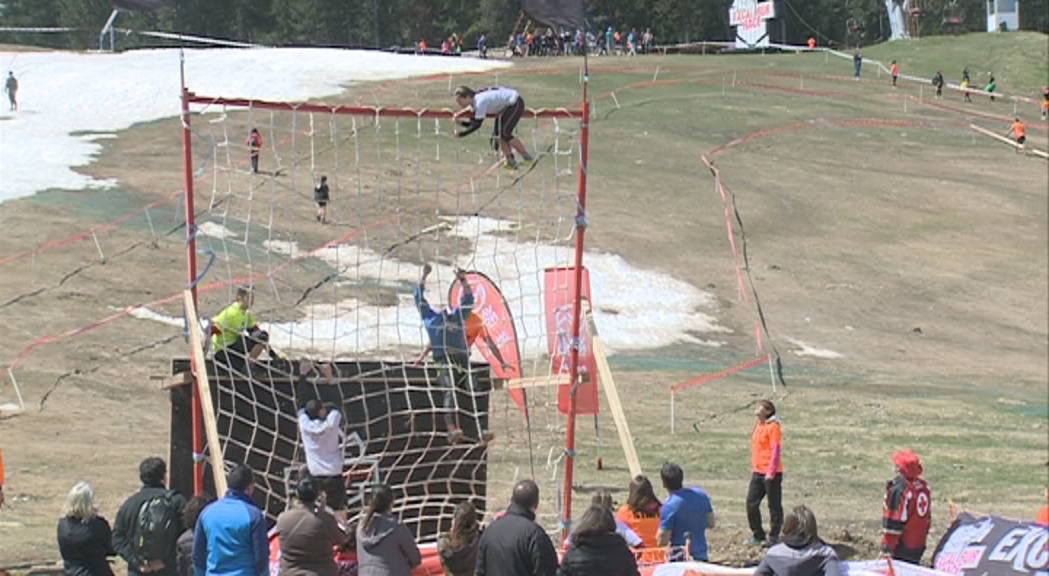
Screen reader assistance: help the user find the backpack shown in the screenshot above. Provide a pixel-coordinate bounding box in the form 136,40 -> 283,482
136,491 -> 180,563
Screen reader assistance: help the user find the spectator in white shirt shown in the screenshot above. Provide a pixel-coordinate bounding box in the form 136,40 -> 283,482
298,400 -> 346,516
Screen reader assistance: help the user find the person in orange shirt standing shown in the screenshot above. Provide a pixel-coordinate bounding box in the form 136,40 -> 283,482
1036,487 -> 1049,526
747,400 -> 784,546
1006,117 -> 1026,151
890,60 -> 900,88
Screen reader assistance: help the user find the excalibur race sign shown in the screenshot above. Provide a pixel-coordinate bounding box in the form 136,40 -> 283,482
729,0 -> 777,48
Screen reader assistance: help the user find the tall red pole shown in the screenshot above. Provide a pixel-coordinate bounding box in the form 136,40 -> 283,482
561,67 -> 590,541
180,57 -> 204,497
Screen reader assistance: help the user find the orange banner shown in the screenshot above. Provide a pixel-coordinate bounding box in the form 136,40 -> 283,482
449,271 -> 526,415
544,266 -> 599,415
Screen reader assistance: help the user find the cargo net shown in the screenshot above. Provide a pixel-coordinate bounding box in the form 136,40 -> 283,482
184,95 -> 582,541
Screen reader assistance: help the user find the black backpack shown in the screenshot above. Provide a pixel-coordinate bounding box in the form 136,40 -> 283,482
136,491 -> 179,563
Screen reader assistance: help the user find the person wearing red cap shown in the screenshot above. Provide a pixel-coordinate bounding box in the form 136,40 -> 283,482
881,450 -> 931,564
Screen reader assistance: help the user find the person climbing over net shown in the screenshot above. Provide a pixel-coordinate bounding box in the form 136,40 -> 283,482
453,85 -> 534,171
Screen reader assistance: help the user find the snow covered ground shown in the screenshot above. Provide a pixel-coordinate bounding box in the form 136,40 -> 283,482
0,48 -> 509,202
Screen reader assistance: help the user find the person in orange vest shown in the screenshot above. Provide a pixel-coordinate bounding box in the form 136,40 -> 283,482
1006,117 -> 1026,151
890,60 -> 900,88
1036,487 -> 1049,526
807,37 -> 816,49
747,400 -> 784,546
1042,86 -> 1048,119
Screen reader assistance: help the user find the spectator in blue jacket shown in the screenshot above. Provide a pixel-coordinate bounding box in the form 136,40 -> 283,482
192,464 -> 268,576
415,264 -> 488,444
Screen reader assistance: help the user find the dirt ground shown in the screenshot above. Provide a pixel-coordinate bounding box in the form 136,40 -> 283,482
0,54 -> 1046,568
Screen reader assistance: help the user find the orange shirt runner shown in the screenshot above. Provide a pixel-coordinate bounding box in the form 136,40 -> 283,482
1012,121 -> 1026,139
752,419 -> 784,474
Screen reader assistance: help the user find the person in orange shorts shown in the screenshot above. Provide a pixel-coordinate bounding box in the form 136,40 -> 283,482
1006,117 -> 1026,151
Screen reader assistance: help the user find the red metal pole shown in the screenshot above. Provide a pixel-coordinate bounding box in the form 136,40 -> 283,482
561,78 -> 590,541
180,60 -> 204,497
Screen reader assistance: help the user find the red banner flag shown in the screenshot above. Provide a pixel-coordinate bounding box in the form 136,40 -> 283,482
543,267 -> 599,415
449,272 -> 526,415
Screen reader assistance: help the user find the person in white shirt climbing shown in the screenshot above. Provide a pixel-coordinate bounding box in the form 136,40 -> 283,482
298,400 -> 346,516
453,85 -> 535,170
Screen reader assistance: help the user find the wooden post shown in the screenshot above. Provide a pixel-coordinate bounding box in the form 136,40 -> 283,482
183,290 -> 228,496
582,300 -> 642,478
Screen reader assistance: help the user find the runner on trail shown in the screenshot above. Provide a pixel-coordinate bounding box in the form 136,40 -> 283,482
890,60 -> 900,88
1006,117 -> 1026,151
247,128 -> 263,174
932,71 -> 944,98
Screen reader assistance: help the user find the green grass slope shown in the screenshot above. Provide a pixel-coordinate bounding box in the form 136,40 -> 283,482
860,32 -> 1049,97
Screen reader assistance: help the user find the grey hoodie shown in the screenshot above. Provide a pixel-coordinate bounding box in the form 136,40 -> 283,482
356,513 -> 422,576
754,540 -> 840,576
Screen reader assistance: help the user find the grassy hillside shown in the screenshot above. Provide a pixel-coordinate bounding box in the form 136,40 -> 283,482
860,31 -> 1049,96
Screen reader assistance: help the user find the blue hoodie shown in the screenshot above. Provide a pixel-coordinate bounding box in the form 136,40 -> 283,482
192,490 -> 268,576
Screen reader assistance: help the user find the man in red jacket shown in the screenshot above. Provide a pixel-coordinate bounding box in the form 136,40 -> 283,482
882,450 -> 931,564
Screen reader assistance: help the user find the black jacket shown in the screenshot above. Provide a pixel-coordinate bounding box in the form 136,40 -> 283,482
112,485 -> 187,576
437,528 -> 480,576
57,515 -> 117,576
475,504 -> 558,576
557,532 -> 640,576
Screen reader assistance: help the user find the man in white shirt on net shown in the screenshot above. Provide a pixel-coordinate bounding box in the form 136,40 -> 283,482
453,85 -> 535,170
298,400 -> 346,519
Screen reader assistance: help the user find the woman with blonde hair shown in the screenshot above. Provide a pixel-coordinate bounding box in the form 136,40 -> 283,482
57,481 -> 117,576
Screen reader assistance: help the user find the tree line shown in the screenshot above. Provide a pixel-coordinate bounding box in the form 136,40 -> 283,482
0,0 -> 1045,52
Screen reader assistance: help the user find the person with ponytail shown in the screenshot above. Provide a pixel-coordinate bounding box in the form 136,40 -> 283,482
356,485 -> 421,576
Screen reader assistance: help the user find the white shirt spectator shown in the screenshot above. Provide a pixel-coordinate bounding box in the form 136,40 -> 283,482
298,408 -> 343,476
473,87 -> 519,119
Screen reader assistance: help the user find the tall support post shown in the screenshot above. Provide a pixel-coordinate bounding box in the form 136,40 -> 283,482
561,51 -> 591,541
180,55 -> 204,496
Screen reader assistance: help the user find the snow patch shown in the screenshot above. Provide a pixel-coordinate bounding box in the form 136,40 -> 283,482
788,338 -> 844,359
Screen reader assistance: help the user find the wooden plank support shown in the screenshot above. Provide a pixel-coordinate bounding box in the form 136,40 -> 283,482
183,290 -> 228,496
155,371 -> 192,390
582,300 -> 643,478
499,374 -> 572,390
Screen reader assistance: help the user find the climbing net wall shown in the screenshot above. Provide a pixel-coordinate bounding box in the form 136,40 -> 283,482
179,90 -> 584,539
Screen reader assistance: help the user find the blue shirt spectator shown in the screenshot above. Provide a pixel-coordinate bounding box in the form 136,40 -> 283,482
192,465 -> 268,576
414,265 -> 474,364
660,487 -> 714,561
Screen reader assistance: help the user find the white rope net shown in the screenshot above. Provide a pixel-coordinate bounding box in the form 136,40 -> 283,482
186,97 -> 582,540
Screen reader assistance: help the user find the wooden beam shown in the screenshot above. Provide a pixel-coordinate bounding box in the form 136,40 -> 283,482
500,374 -> 572,390
183,291 -> 228,496
155,371 -> 192,390
582,300 -> 643,478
